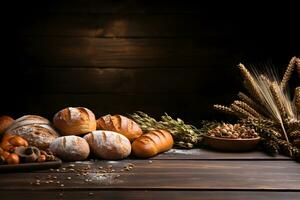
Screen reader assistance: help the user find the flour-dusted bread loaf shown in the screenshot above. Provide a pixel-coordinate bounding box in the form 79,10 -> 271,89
0,116 -> 14,135
5,115 -> 59,149
50,136 -> 90,161
84,130 -> 131,160
53,107 -> 97,136
96,114 -> 142,142
132,129 -> 174,158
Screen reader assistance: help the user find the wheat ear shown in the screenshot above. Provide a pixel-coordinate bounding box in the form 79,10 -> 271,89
238,92 -> 267,117
230,104 -> 256,119
233,100 -> 262,118
280,56 -> 297,90
270,82 -> 287,119
295,87 -> 300,114
296,58 -> 300,78
238,63 -> 264,105
213,105 -> 234,115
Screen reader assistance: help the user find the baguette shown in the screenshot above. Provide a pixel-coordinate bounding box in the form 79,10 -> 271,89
132,129 -> 173,158
97,114 -> 142,142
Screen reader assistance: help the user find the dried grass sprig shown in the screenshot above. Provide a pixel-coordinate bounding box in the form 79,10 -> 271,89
295,87 -> 300,114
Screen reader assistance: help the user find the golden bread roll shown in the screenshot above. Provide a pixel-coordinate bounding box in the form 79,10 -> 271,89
96,114 -> 142,142
49,136 -> 90,161
132,129 -> 173,158
0,116 -> 14,135
5,115 -> 59,149
84,130 -> 131,160
53,107 -> 96,136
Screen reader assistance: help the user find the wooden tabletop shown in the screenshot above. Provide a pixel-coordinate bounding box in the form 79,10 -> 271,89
1,149 -> 299,200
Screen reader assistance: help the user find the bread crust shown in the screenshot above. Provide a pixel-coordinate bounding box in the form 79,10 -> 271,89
5,115 -> 59,149
53,107 -> 96,135
96,114 -> 142,142
84,130 -> 131,160
50,136 -> 90,161
132,130 -> 173,158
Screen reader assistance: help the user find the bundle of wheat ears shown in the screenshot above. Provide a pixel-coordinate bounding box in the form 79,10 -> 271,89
214,57 -> 300,160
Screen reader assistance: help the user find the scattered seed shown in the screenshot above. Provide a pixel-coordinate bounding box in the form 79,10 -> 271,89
98,166 -> 103,169
46,181 -> 49,184
50,168 -> 54,171
53,176 -> 57,179
89,192 -> 94,196
35,182 -> 40,186
62,168 -> 66,171
67,177 -> 71,180
57,181 -> 60,184
56,169 -> 60,172
59,193 -> 63,197
68,164 -> 75,168
60,184 -> 64,187
148,160 -> 153,163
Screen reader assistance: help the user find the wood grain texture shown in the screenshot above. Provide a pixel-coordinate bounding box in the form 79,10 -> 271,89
154,149 -> 289,160
23,67 -> 238,94
20,13 -> 237,38
20,37 -> 233,67
2,191 -> 300,200
15,93 -> 236,122
0,160 -> 299,190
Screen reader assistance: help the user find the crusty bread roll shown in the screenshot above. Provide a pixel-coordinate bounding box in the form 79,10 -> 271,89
132,129 -> 173,158
5,115 -> 59,150
0,116 -> 14,135
53,107 -> 96,136
50,136 -> 90,161
84,130 -> 131,160
97,114 -> 142,142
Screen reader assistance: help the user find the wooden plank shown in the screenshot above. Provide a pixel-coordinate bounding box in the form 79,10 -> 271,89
14,93 -> 235,123
154,149 -> 289,160
20,13 -> 236,37
0,160 -> 299,190
2,191 -> 300,200
20,37 -> 233,67
23,67 -> 238,94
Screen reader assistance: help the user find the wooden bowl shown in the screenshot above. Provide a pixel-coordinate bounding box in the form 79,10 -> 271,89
203,135 -> 261,152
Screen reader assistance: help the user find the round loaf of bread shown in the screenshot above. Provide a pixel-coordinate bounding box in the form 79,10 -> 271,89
5,115 -> 59,149
84,130 -> 131,160
53,107 -> 96,136
50,136 -> 90,161
96,114 -> 142,142
0,116 -> 14,135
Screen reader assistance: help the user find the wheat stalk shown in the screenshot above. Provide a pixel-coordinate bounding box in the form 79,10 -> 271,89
233,100 -> 261,118
213,105 -> 234,115
295,87 -> 300,115
237,92 -> 267,116
238,63 -> 264,104
281,56 -> 297,90
230,104 -> 256,119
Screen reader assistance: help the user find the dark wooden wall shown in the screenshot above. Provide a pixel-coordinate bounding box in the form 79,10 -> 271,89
1,1 -> 299,124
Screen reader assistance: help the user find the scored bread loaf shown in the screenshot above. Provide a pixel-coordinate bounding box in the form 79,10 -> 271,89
96,114 -> 142,142
53,107 -> 96,136
132,129 -> 174,158
5,115 -> 59,150
49,136 -> 90,161
84,130 -> 131,160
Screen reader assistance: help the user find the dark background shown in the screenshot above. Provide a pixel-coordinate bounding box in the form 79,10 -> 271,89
1,0 -> 299,125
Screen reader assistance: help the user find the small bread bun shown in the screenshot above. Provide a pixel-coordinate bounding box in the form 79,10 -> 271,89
0,116 -> 14,135
53,107 -> 96,136
84,130 -> 131,160
49,136 -> 90,161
